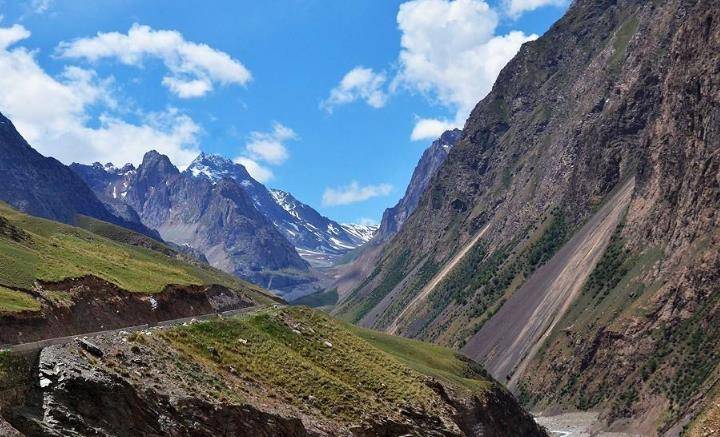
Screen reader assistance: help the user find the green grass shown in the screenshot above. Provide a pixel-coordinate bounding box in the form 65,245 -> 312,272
347,323 -> 491,392
609,16 -> 639,71
0,202 -> 273,302
0,285 -> 40,313
338,248 -> 411,323
75,215 -> 174,256
291,288 -> 338,308
159,307 -> 494,422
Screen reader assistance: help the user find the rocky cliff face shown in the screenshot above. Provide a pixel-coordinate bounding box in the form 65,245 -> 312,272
187,153 -> 374,264
336,0 -> 720,433
73,151 -> 312,293
375,129 -> 461,242
0,112 -> 158,239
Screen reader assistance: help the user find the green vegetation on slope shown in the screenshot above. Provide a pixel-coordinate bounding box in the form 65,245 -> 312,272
75,215 -> 174,256
0,202 -> 271,303
291,288 -> 338,308
159,306 -> 493,422
609,15 -> 639,71
411,209 -> 571,345
347,322 -> 491,392
519,220 -> 670,414
338,248 -> 411,323
0,286 -> 40,314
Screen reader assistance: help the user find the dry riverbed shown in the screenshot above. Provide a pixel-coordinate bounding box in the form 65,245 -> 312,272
535,412 -> 642,437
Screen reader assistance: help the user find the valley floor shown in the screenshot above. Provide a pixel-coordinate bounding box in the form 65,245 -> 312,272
535,412 -> 640,437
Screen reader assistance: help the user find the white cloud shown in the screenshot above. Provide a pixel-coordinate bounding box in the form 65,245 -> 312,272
410,117 -> 459,141
232,123 -> 296,181
0,24 -> 31,49
57,23 -> 251,98
161,77 -> 212,98
245,122 -> 295,165
322,181 -> 393,206
356,217 -> 379,226
30,0 -> 53,14
234,157 -> 273,183
321,66 -> 388,112
0,24 -> 201,168
503,0 -> 566,18
396,0 -> 537,139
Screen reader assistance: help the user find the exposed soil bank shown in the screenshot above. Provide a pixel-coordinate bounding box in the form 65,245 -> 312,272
0,275 -> 258,345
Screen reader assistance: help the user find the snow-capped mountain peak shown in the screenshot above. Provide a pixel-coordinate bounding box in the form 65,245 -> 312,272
341,223 -> 379,244
186,152 -> 247,182
184,153 -> 377,267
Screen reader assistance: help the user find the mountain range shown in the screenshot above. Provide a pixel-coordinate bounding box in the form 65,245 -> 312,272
70,151 -> 377,296
0,107 -> 376,297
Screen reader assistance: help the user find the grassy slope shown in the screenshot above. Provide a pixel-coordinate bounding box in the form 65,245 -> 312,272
0,202 -> 275,311
290,288 -> 338,308
159,306 -> 493,424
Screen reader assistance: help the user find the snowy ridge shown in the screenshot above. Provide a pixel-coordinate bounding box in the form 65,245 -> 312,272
185,153 -> 375,266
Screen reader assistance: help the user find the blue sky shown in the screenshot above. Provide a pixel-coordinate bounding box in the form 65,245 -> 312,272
0,0 -> 567,224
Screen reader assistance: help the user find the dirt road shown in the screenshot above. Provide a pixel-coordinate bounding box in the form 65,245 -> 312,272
1,306 -> 263,354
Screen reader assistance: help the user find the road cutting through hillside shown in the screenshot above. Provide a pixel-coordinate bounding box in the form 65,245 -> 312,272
462,178 -> 635,388
387,223 -> 491,335
1,305 -> 266,354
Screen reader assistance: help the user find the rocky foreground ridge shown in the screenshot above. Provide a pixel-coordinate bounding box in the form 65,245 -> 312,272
1,307 -> 546,437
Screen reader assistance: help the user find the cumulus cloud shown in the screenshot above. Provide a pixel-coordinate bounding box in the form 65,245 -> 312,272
410,117 -> 458,141
245,122 -> 295,165
233,122 -> 297,182
0,24 -> 201,168
503,0 -> 566,18
321,1 -> 538,140
321,66 -> 388,112
396,0 -> 537,137
234,157 -> 274,183
57,23 -> 251,98
322,181 -> 393,206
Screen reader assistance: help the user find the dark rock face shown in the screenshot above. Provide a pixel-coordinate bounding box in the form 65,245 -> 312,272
0,112 -> 157,239
73,151 -> 311,291
375,129 -> 461,242
186,153 -> 375,261
337,0 -> 720,432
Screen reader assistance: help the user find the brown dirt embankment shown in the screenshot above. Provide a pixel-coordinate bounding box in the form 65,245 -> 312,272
0,275 -> 256,346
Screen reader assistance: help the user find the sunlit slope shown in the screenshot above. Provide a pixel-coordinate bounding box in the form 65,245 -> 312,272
0,201 -> 274,310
